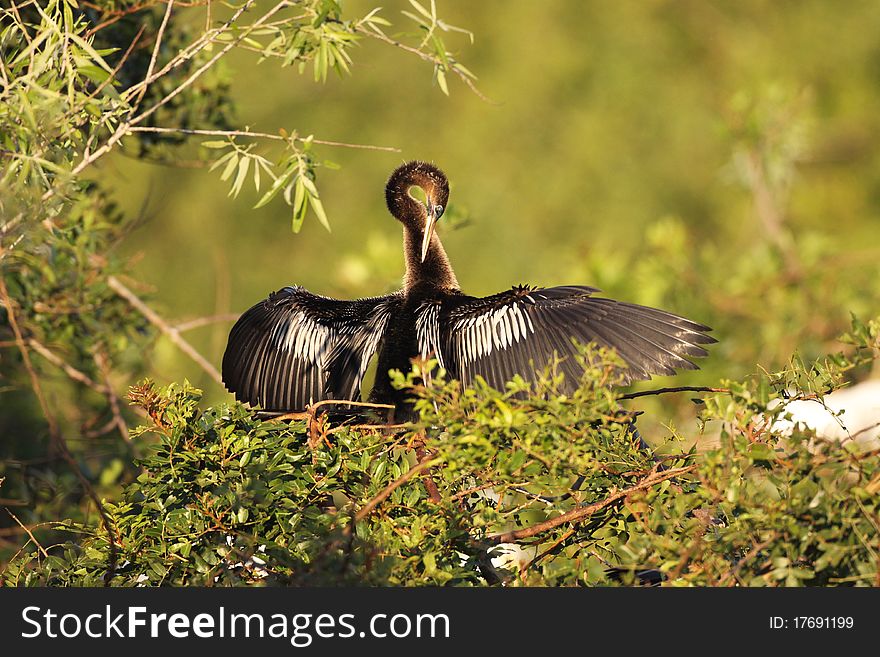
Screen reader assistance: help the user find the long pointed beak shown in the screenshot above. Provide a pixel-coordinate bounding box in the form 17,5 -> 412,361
420,208 -> 437,263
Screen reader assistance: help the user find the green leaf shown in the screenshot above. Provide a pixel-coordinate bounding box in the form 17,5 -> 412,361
309,195 -> 331,232
291,195 -> 308,233
436,67 -> 449,95
408,0 -> 434,21
220,152 -> 240,182
229,156 -> 251,198
292,178 -> 305,213
254,166 -> 295,209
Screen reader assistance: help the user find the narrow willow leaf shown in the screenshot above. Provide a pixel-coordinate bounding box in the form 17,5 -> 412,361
220,152 -> 240,182
401,11 -> 427,29
230,156 -> 251,198
431,34 -> 450,66
292,178 -> 305,213
436,67 -> 449,95
202,141 -> 229,149
362,8 -> 391,26
209,150 -> 235,172
254,166 -> 295,209
315,41 -> 328,82
309,195 -> 332,232
453,62 -> 478,80
68,33 -> 115,73
408,0 -> 434,21
291,196 -> 308,233
300,175 -> 319,197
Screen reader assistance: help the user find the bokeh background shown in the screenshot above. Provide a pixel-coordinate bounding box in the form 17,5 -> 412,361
101,0 -> 880,419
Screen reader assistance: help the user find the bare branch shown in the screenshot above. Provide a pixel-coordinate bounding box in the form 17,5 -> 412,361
488,465 -> 698,544
351,454 -> 444,524
173,313 -> 239,332
127,126 -> 401,152
131,0 -> 175,109
26,338 -> 109,394
620,386 -> 731,401
107,275 -> 223,385
94,349 -> 136,452
5,509 -> 48,558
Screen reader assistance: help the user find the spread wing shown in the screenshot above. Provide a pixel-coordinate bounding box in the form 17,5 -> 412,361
222,286 -> 401,411
422,285 -> 715,392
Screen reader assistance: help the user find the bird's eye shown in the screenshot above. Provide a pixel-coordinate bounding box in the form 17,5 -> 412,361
434,204 -> 444,218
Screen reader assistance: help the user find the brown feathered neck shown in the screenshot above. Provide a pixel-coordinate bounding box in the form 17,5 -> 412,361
385,161 -> 458,293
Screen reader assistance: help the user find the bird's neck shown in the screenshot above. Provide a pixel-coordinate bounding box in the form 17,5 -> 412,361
403,225 -> 459,293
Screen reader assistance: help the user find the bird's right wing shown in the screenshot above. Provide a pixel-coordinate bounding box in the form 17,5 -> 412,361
222,286 -> 401,411
437,285 -> 716,392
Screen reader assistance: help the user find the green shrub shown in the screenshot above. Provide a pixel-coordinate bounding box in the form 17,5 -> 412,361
5,323 -> 878,587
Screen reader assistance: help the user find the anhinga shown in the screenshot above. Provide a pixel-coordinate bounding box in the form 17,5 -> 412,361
222,161 -> 716,419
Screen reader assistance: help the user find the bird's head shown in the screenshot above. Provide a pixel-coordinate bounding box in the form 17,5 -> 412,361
386,161 -> 449,262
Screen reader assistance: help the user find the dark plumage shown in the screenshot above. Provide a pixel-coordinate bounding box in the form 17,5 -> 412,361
222,161 -> 716,419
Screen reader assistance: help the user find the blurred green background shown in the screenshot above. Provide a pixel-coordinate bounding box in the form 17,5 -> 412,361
105,0 -> 880,413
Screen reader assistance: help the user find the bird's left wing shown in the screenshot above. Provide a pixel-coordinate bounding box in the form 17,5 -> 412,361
426,285 -> 715,392
222,286 -> 401,411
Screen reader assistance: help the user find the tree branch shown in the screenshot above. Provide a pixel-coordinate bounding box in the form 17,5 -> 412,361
352,455 -> 444,525
619,386 -> 730,401
488,465 -> 697,544
26,338 -> 109,394
107,275 -> 223,385
127,126 -> 402,152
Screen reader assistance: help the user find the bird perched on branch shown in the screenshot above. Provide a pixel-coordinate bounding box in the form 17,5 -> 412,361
222,161 -> 716,420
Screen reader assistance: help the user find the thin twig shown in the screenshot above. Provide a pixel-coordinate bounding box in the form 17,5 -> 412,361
5,510 -> 48,558
107,275 -> 223,385
326,422 -> 409,435
357,26 -> 493,104
83,1 -> 206,38
173,313 -> 239,332
84,24 -> 148,107
488,465 -> 698,544
127,126 -> 401,152
351,456 -> 444,525
132,0 -> 174,109
27,338 -> 109,394
94,348 -> 136,453
620,386 -> 730,401
268,400 -> 396,422
523,528 -> 575,573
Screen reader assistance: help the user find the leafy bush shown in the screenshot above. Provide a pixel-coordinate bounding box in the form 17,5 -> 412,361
0,0 -> 477,566
3,1 -> 879,589
5,322 -> 878,587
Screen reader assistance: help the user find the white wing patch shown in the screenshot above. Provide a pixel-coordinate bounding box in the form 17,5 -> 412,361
415,300 -> 444,368
275,311 -> 333,365
452,299 -> 535,365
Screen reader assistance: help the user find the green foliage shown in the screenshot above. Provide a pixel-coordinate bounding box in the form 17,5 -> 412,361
3,1 -> 880,588
0,0 -> 475,567
5,328 -> 878,587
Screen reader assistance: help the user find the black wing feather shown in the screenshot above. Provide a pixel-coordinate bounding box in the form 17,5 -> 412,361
435,285 -> 715,392
222,286 -> 400,411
